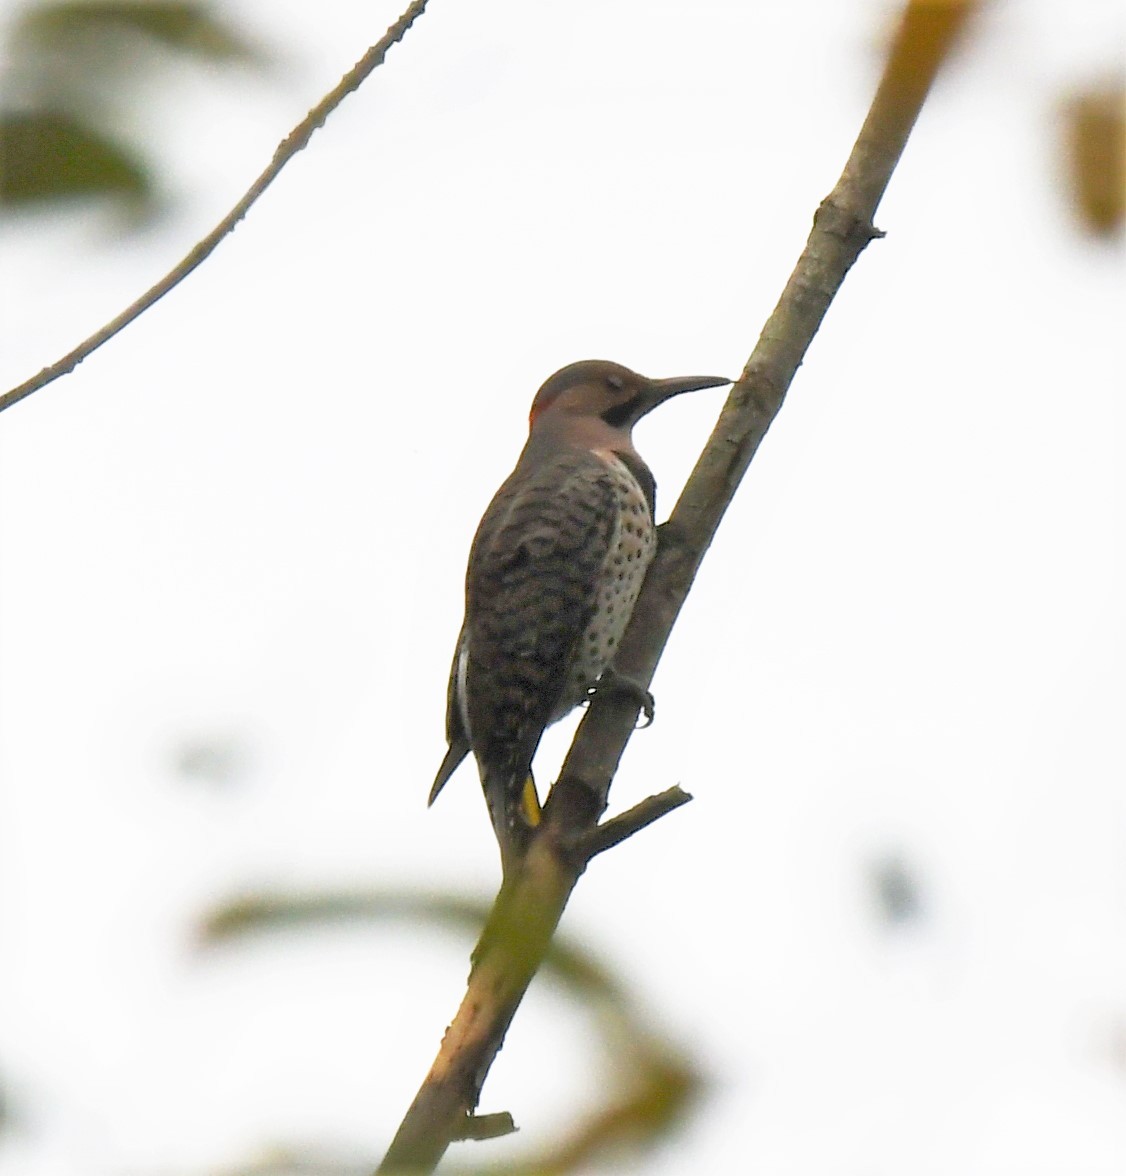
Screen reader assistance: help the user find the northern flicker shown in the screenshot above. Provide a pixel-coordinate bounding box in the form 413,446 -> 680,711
430,360 -> 730,873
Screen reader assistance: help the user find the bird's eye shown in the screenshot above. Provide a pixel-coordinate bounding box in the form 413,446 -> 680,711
606,374 -> 624,391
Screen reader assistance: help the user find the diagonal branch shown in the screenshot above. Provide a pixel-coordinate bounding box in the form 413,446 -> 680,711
551,0 -> 976,821
378,3 -> 980,1173
0,0 -> 433,416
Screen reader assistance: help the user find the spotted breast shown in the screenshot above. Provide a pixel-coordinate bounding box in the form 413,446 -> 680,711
552,451 -> 656,719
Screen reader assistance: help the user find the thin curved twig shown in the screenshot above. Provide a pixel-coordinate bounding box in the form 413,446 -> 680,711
0,0 -> 432,416
376,4 -> 980,1173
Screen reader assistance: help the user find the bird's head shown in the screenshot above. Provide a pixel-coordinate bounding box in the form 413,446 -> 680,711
527,360 -> 730,437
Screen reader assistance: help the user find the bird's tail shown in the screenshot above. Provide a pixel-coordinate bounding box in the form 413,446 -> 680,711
519,773 -> 542,827
429,738 -> 470,806
484,770 -> 541,875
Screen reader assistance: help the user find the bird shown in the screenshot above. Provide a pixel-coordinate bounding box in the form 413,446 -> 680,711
430,359 -> 730,874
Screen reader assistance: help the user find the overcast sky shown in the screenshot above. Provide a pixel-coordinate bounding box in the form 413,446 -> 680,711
1,1 -> 1124,1173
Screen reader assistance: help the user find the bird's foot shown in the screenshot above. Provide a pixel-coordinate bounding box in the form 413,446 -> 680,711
588,669 -> 655,729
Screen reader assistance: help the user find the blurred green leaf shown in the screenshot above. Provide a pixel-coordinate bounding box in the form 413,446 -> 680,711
200,890 -> 489,944
0,110 -> 149,205
200,890 -> 627,1005
1,0 -> 272,219
17,1 -> 263,64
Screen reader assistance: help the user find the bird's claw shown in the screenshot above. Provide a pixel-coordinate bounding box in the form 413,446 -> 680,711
588,670 -> 655,729
636,692 -> 655,729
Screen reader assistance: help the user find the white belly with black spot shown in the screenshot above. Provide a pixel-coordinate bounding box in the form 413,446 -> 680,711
553,454 -> 655,718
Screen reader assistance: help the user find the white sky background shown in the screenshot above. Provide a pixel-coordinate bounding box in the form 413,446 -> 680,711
1,0 -> 1124,1173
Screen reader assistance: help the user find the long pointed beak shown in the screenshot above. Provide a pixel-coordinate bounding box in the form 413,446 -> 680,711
641,373 -> 731,412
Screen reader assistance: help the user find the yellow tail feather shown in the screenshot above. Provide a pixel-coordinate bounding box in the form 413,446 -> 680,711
520,774 -> 542,827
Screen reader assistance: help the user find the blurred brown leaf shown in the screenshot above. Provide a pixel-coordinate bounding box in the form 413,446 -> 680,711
877,0 -> 979,122
1063,80 -> 1125,237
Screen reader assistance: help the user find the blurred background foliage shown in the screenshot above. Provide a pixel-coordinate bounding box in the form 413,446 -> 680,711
0,1 -> 269,217
200,889 -> 702,1175
0,1 -> 1120,236
1063,79 -> 1125,238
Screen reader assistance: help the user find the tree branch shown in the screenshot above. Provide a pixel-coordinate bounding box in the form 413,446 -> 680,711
575,786 -> 694,861
379,3 -> 979,1172
0,0 -> 433,416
